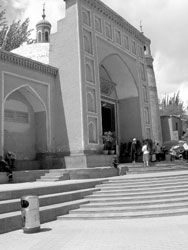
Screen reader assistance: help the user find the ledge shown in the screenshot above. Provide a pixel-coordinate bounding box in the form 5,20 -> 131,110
0,50 -> 58,76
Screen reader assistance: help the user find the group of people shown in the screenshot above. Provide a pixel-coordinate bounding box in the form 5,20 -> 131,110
130,138 -> 150,166
131,139 -> 167,166
111,138 -> 164,174
111,138 -> 151,175
0,151 -> 16,182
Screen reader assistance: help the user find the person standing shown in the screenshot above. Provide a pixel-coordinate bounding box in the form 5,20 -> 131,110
5,151 -> 16,170
0,156 -> 13,182
155,143 -> 161,161
110,156 -> 120,175
130,138 -> 137,163
142,141 -> 150,167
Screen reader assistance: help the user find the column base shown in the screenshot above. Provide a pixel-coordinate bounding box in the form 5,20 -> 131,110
65,154 -> 115,169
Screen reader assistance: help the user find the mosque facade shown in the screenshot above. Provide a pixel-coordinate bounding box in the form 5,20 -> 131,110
0,0 -> 162,168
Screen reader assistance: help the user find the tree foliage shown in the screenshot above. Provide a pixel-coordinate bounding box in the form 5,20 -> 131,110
183,129 -> 188,141
0,8 -> 6,27
159,91 -> 188,119
0,6 -> 33,51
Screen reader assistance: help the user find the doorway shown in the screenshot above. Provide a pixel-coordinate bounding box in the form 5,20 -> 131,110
101,101 -> 116,134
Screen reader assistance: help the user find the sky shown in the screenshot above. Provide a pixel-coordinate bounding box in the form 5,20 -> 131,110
1,0 -> 188,106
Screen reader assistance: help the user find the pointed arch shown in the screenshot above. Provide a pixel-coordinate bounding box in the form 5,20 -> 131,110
3,84 -> 49,159
100,53 -> 138,99
4,84 -> 47,112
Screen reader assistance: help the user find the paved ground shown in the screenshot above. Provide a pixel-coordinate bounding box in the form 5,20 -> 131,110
1,167 -> 188,250
1,215 -> 188,250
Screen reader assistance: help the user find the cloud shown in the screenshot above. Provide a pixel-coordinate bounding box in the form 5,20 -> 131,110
103,0 -> 188,104
21,0 -> 65,34
2,0 -> 188,105
3,0 -> 65,33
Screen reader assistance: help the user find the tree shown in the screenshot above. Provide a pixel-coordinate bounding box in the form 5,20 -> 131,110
183,129 -> 188,141
0,8 -> 6,27
0,6 -> 33,51
159,91 -> 188,119
159,91 -> 188,133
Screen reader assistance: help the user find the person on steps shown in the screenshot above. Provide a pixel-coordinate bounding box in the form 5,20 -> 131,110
0,156 -> 13,182
130,138 -> 138,163
111,156 -> 121,175
142,141 -> 150,167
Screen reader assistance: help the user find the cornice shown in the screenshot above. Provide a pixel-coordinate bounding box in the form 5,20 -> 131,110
0,50 -> 58,76
80,0 -> 150,44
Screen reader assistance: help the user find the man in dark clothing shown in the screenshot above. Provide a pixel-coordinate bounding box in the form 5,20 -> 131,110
111,156 -> 120,175
130,138 -> 137,163
0,156 -> 13,182
5,151 -> 16,170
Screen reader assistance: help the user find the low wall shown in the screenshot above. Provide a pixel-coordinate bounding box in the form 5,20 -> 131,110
67,166 -> 128,179
0,170 -> 48,184
0,166 -> 128,184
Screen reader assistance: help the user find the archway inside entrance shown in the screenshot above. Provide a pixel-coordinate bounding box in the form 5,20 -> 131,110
100,54 -> 142,144
4,86 -> 48,160
101,101 -> 115,133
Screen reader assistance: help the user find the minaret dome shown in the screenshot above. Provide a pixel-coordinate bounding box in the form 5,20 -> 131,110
36,3 -> 51,43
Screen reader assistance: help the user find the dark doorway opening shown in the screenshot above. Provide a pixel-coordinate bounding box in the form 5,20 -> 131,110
101,101 -> 115,134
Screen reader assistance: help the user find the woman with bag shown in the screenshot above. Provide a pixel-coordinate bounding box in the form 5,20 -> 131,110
142,141 -> 150,167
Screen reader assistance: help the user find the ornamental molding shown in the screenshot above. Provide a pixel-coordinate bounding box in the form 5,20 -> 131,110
0,50 -> 58,76
80,0 -> 150,44
100,77 -> 116,96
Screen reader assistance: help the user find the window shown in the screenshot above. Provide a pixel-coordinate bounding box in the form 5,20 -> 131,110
124,35 -> 129,50
85,58 -> 95,83
86,64 -> 93,83
138,46 -> 143,59
95,16 -> 102,33
88,122 -> 97,143
88,117 -> 98,144
105,22 -> 112,39
140,63 -> 146,81
131,40 -> 136,55
38,31 -> 42,42
45,31 -> 49,42
5,110 -> 29,124
83,29 -> 93,54
143,85 -> 148,103
144,107 -> 150,124
87,91 -> 96,113
115,29 -> 121,45
82,8 -> 91,27
146,127 -> 151,139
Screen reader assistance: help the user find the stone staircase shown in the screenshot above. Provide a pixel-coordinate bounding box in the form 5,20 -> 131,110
126,161 -> 188,174
35,166 -> 128,182
58,171 -> 188,220
0,179 -> 104,234
36,169 -> 70,182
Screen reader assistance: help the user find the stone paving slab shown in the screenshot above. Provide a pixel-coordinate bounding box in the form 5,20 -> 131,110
1,215 -> 188,250
1,169 -> 188,249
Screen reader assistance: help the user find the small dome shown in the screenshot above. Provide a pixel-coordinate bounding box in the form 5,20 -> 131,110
36,19 -> 51,28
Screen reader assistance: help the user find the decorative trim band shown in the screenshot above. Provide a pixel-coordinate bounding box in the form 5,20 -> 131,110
0,50 -> 58,76
79,0 -> 150,44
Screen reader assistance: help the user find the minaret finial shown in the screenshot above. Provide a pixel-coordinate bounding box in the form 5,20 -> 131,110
140,20 -> 143,34
42,2 -> 46,20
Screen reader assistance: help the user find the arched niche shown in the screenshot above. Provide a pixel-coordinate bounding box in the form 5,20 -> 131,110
3,85 -> 48,160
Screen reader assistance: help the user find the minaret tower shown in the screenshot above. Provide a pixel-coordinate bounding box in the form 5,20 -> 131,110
36,3 -> 51,43
144,43 -> 162,145
139,22 -> 162,144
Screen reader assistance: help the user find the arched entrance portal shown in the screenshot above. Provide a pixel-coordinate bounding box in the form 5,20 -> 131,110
100,54 -> 142,145
4,85 -> 48,160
